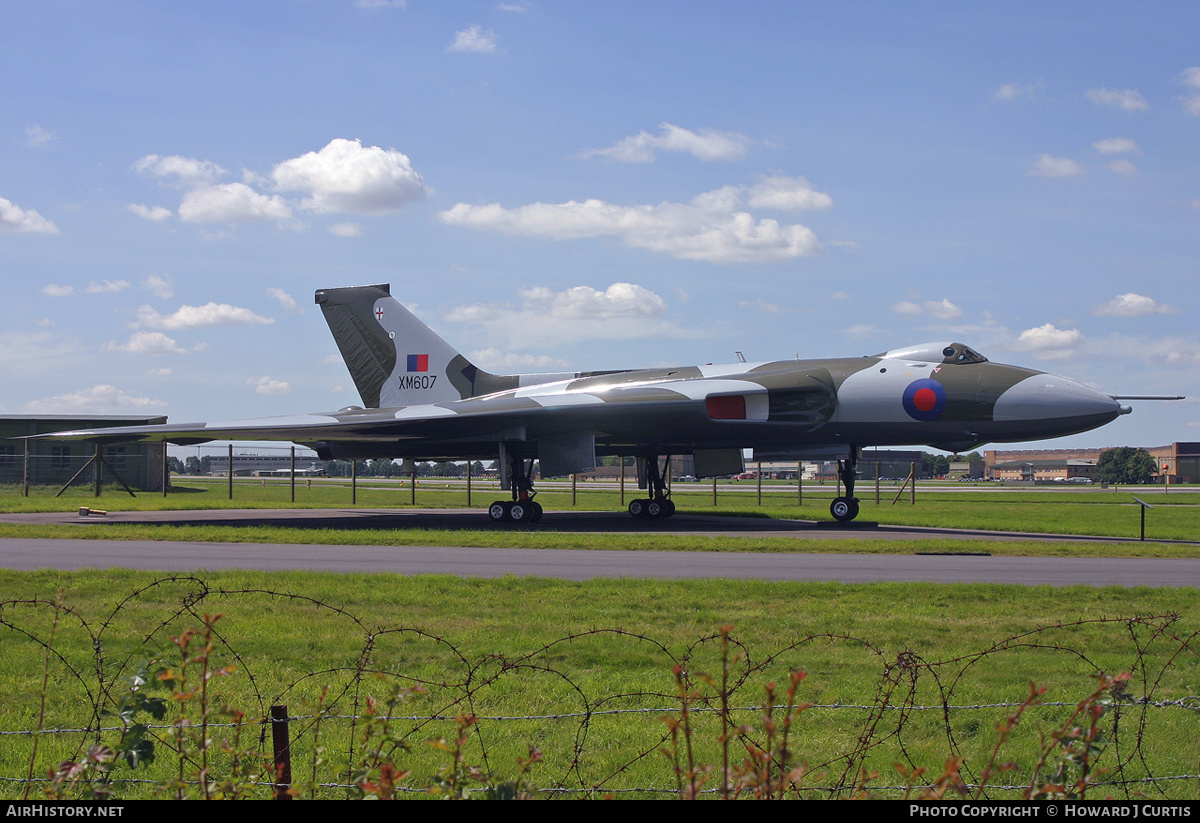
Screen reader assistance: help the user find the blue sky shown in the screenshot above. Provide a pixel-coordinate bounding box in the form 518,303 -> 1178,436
3,1 -> 1197,451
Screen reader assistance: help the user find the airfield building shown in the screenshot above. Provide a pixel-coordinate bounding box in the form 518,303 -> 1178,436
1,414 -> 168,491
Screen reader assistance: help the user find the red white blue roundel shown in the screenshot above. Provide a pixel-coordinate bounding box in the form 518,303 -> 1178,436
902,378 -> 946,421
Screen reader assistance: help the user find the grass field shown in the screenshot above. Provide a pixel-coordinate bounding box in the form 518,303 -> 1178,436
1,480 -> 1197,799
1,570 -> 1197,799
3,477 -> 1198,547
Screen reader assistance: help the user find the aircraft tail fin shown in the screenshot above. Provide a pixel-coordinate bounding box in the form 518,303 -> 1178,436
315,284 -> 516,408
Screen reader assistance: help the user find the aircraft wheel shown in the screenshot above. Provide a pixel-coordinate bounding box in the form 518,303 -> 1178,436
628,498 -> 648,518
647,499 -> 664,518
662,499 -> 676,518
527,501 -> 544,523
830,497 -> 859,522
488,501 -> 511,523
510,501 -> 530,523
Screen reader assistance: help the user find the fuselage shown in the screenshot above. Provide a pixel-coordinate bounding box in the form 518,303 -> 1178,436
319,341 -> 1124,461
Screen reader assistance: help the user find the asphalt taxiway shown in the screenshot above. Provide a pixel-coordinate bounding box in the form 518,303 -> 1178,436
2,508 -> 1198,586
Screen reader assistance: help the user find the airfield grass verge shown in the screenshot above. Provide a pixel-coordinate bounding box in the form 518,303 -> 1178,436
3,480 -> 1198,546
0,521 -> 1197,559
1,570 -> 1197,798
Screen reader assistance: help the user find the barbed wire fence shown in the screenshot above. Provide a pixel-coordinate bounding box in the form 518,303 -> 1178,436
1,577 -> 1198,799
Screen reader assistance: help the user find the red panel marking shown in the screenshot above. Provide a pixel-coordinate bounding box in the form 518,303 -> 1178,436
706,395 -> 746,420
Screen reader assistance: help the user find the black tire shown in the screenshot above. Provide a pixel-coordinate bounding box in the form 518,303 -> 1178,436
628,499 -> 647,518
510,502 -> 529,523
662,499 -> 676,518
527,501 -> 544,523
488,501 -> 511,523
647,499 -> 664,518
830,497 -> 859,522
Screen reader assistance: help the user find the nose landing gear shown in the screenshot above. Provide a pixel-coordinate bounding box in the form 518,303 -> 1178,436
830,447 -> 861,523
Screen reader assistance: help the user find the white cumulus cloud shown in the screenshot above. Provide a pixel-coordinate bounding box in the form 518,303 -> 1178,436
1093,138 -> 1138,155
1,196 -> 59,234
1085,87 -> 1148,111
248,376 -> 290,394
890,298 -> 962,320
1026,154 -> 1084,177
523,283 -> 667,319
24,384 -> 166,413
448,24 -> 498,53
446,283 -> 689,349
272,138 -> 428,215
142,274 -> 174,299
24,125 -> 56,148
467,348 -> 571,371
128,204 -> 174,221
437,178 -> 826,264
992,82 -> 1038,100
329,222 -> 363,237
179,183 -> 292,223
582,123 -> 753,163
1014,323 -> 1084,359
132,303 -> 274,330
104,331 -> 188,356
133,154 -> 226,185
86,279 -> 130,294
745,175 -> 833,211
926,300 -> 963,320
40,284 -> 74,297
267,287 -> 303,313
1180,67 -> 1200,115
1091,293 -> 1177,317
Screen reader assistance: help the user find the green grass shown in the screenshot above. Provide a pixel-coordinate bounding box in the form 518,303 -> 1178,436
2,522 -> 1200,561
3,479 -> 1198,545
1,480 -> 1198,797
1,570 -> 1197,799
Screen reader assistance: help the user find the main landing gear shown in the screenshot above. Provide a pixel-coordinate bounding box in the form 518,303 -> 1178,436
488,447 -> 543,524
830,447 -> 861,523
628,455 -> 676,519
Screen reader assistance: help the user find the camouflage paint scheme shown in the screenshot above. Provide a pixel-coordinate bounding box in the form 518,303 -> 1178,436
46,284 -> 1127,457
40,284 -> 1160,521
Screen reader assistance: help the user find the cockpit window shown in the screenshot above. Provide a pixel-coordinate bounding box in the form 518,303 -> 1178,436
947,345 -> 988,365
873,342 -> 989,364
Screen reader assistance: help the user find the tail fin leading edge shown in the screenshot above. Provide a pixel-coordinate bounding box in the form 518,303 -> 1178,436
316,284 -> 516,408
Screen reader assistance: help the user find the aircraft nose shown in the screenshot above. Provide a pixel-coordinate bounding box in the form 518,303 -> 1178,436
994,373 -> 1122,424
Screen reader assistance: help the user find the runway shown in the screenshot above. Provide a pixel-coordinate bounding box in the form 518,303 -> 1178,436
2,508 -> 1198,586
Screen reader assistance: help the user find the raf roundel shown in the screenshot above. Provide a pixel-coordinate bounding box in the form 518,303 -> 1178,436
902,378 -> 947,422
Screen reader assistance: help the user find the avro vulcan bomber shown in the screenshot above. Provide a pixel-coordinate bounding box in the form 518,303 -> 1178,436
40,284 -> 1181,524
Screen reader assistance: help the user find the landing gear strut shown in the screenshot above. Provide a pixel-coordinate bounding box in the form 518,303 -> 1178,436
830,447 -> 861,523
488,445 -> 543,524
628,454 -> 676,519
